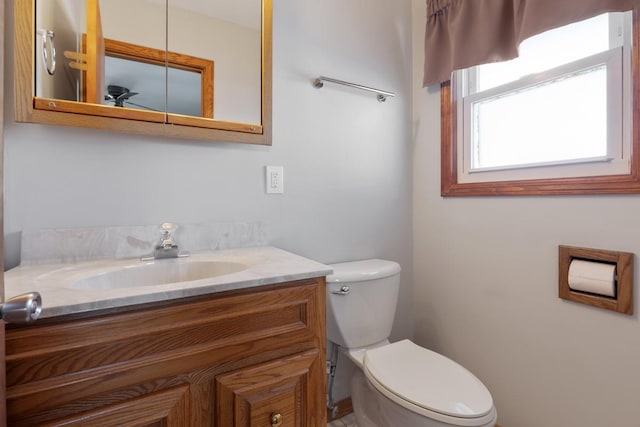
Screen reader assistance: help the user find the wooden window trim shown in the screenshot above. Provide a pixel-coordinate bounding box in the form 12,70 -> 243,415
77,37 -> 215,119
441,8 -> 640,196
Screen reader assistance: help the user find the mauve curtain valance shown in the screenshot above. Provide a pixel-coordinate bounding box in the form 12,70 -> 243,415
423,0 -> 638,87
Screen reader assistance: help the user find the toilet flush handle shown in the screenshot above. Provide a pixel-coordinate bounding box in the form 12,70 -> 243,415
331,286 -> 350,295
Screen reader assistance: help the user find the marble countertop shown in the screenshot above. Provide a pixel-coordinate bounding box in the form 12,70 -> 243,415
5,246 -> 333,319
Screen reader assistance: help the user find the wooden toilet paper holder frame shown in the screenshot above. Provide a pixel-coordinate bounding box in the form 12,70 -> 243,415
559,246 -> 634,315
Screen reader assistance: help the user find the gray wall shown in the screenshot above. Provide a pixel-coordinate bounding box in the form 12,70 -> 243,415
412,1 -> 640,426
4,0 -> 414,391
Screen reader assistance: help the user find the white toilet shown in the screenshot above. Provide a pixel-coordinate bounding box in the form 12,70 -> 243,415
326,259 -> 497,427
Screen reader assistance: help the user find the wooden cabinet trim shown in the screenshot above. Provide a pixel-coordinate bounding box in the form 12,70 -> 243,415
7,284 -> 316,354
42,385 -> 190,427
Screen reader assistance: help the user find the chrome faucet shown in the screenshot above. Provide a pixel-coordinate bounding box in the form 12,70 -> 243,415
142,223 -> 189,261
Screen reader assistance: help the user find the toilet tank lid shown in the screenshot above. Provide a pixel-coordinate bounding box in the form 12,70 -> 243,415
327,259 -> 401,283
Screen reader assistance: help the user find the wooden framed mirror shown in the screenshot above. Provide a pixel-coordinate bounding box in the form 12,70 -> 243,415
14,0 -> 272,145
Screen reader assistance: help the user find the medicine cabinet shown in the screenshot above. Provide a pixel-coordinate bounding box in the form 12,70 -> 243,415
14,0 -> 272,145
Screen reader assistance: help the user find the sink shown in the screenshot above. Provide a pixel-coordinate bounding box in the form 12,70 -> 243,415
4,246 -> 334,318
71,260 -> 248,290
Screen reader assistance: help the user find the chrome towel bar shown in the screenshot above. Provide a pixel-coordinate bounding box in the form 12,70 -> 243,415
313,76 -> 395,102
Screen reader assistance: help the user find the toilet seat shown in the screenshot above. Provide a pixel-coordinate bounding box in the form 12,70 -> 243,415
363,340 -> 496,426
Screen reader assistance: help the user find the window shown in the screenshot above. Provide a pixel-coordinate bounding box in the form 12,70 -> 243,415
441,10 -> 639,196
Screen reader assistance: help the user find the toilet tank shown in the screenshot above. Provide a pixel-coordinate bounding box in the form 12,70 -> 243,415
326,259 -> 401,349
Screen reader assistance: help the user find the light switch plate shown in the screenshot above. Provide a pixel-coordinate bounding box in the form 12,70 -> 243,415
266,166 -> 284,194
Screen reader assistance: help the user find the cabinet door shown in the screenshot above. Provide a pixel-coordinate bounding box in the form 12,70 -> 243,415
40,386 -> 189,427
216,350 -> 322,427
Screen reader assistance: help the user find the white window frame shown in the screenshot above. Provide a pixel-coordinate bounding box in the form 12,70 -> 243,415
453,12 -> 633,185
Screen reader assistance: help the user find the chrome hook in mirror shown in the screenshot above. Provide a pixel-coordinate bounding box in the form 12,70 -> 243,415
38,29 -> 56,75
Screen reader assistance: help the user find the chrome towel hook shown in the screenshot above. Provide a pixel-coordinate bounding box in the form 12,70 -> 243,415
38,29 -> 56,75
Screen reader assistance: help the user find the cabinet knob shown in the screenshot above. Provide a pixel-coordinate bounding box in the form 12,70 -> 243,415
270,412 -> 283,427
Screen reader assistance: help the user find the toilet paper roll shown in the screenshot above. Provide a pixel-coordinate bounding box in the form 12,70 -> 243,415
568,259 -> 616,297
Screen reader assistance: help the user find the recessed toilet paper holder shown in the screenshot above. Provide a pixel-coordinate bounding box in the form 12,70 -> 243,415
559,246 -> 633,315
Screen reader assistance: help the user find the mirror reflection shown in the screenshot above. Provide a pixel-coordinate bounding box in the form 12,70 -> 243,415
103,58 -> 203,116
35,0 -> 262,124
100,37 -> 213,117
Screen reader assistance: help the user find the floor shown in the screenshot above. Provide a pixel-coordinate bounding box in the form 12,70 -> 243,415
328,413 -> 357,427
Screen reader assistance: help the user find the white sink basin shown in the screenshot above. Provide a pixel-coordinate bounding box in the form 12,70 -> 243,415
71,260 -> 248,290
4,247 -> 334,318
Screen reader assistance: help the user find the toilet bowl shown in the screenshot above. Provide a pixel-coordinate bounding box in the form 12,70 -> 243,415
326,259 -> 497,427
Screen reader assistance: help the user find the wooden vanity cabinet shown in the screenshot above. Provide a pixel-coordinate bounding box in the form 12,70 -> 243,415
5,277 -> 327,426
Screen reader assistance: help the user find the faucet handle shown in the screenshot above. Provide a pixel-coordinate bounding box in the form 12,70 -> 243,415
159,222 -> 177,248
160,222 -> 177,234
141,222 -> 187,261
160,222 -> 177,238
